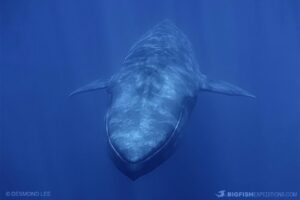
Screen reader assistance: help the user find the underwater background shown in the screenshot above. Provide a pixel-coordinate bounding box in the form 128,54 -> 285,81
1,0 -> 299,199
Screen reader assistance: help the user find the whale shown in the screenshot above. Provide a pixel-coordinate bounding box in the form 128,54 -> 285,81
70,20 -> 255,180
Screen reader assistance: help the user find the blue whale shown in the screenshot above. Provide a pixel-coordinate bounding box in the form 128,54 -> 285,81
70,20 -> 255,180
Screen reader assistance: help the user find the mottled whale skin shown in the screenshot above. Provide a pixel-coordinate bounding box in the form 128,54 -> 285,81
70,20 -> 255,180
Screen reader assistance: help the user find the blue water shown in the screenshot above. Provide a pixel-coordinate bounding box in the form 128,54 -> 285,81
1,0 -> 299,199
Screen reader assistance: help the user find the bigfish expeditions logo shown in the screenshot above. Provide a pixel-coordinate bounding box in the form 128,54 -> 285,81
215,190 -> 298,198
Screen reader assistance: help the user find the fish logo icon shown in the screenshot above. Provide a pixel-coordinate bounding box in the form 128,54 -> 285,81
216,190 -> 226,198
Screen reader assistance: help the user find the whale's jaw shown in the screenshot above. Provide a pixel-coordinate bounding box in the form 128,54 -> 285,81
107,127 -> 182,180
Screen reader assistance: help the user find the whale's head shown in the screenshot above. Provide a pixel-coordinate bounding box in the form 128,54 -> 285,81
105,93 -> 183,179
105,68 -> 192,179
106,83 -> 182,161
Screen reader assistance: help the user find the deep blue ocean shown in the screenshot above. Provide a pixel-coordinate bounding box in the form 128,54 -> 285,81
1,0 -> 299,200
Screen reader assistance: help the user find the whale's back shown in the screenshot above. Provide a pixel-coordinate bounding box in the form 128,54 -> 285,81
124,20 -> 199,74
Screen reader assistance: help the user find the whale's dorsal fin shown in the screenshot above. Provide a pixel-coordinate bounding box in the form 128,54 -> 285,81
69,78 -> 111,97
199,75 -> 255,98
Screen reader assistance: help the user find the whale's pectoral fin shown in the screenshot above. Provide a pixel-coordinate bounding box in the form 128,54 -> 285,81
199,76 -> 255,98
69,78 -> 111,97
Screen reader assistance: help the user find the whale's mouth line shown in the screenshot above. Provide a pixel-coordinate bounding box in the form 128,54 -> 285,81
105,106 -> 184,165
